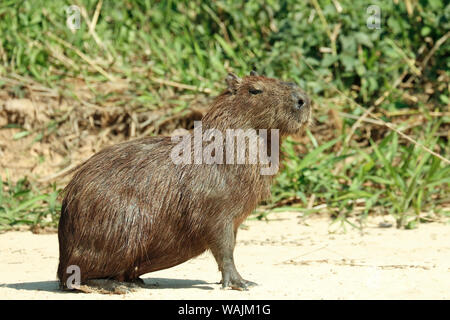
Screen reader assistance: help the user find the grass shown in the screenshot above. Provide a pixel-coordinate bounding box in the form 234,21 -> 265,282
269,126 -> 449,230
0,0 -> 449,231
0,175 -> 61,231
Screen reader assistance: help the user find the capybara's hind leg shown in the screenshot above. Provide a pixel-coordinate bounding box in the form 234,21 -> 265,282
127,277 -> 146,286
209,222 -> 257,291
114,270 -> 147,287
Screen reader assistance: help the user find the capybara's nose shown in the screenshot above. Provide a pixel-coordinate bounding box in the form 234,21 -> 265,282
292,90 -> 309,111
283,81 -> 310,110
297,97 -> 306,110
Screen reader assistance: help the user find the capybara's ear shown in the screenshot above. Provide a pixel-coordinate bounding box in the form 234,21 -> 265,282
250,70 -> 259,76
226,73 -> 241,94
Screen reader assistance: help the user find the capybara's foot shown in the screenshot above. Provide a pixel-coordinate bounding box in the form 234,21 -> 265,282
76,279 -> 142,294
221,276 -> 257,291
126,277 -> 146,287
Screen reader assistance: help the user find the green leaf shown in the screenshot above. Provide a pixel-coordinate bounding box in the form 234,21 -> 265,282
13,131 -> 31,140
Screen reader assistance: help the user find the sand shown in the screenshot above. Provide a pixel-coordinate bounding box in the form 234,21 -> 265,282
1,212 -> 449,300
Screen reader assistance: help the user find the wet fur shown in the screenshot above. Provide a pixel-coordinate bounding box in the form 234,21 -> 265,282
57,74 -> 311,288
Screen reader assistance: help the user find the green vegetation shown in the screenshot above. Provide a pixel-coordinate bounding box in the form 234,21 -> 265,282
0,175 -> 60,231
0,0 -> 449,231
271,128 -> 449,229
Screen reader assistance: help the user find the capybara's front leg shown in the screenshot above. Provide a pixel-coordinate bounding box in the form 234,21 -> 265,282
209,221 -> 257,290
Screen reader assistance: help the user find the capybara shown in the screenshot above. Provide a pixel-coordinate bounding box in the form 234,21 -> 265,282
57,71 -> 311,291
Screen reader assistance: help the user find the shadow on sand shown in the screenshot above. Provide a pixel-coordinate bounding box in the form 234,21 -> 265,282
0,277 -> 215,293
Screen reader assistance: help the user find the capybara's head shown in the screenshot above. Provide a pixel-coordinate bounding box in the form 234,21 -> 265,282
206,71 -> 311,135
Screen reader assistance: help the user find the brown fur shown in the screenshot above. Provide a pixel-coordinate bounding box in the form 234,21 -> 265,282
57,72 -> 311,290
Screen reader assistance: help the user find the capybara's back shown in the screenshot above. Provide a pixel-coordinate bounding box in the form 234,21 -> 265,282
58,72 -> 311,290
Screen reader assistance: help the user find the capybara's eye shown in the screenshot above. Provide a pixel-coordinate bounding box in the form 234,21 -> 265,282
249,88 -> 263,95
